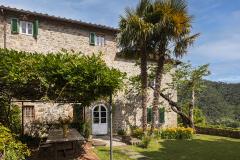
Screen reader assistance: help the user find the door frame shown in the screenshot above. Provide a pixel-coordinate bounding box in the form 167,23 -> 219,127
92,104 -> 108,135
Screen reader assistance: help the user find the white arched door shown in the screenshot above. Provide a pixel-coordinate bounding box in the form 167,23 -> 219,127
92,104 -> 108,135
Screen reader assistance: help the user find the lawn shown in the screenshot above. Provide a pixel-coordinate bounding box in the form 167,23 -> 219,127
94,134 -> 240,160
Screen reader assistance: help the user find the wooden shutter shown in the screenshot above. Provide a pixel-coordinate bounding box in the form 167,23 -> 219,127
159,107 -> 165,123
11,18 -> 19,34
147,107 -> 152,124
89,32 -> 95,45
33,20 -> 39,38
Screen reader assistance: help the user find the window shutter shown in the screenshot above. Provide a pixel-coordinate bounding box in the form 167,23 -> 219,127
159,107 -> 165,123
33,20 -> 39,38
11,18 -> 19,34
147,107 -> 152,124
89,32 -> 95,45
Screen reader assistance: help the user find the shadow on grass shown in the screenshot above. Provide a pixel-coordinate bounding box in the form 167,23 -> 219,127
95,147 -> 134,160
139,135 -> 240,160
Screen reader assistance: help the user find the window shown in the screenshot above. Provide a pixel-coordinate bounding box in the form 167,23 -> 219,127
20,21 -> 33,35
89,32 -> 105,46
95,35 -> 105,46
11,18 -> 39,38
23,106 -> 35,119
93,105 -> 107,124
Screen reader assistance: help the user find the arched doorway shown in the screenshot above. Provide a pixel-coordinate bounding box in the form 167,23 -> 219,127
92,104 -> 108,135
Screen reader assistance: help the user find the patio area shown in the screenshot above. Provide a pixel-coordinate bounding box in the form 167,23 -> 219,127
29,128 -> 86,160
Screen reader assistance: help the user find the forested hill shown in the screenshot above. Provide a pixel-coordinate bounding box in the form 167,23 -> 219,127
196,80 -> 240,127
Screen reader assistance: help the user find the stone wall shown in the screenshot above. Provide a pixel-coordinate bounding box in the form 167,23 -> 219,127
1,12 -> 178,134
2,14 -> 117,62
0,14 -> 4,48
14,101 -> 73,124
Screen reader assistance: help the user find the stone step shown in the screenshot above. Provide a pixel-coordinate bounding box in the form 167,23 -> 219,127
92,140 -> 107,146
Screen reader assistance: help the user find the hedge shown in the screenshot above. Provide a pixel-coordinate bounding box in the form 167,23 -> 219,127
160,127 -> 194,139
195,126 -> 240,139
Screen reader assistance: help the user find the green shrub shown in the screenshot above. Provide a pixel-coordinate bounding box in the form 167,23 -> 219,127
131,128 -> 144,139
0,124 -> 30,160
0,92 -> 21,134
139,135 -> 151,148
117,129 -> 127,136
197,124 -> 240,131
84,122 -> 91,139
160,127 -> 194,139
71,121 -> 91,139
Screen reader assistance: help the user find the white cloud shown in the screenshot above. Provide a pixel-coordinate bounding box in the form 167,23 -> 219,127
191,38 -> 240,61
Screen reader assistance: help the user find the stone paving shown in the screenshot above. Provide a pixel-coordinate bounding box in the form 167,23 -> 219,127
120,149 -> 150,160
92,135 -> 127,147
93,136 -> 150,160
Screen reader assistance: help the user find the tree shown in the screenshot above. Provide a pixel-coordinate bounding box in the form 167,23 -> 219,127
118,0 -> 153,132
159,62 -> 210,128
147,0 -> 199,130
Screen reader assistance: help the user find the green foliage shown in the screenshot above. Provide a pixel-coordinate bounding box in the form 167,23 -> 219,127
160,127 -> 194,139
195,80 -> 240,128
131,127 -> 145,139
9,105 -> 21,133
83,122 -> 91,139
0,92 -> 21,134
169,62 -> 210,96
193,107 -> 206,125
131,127 -> 160,139
196,124 -> 240,131
0,124 -> 30,160
117,129 -> 127,136
139,135 -> 151,148
0,48 -> 125,105
72,121 -> 91,139
178,104 -> 206,126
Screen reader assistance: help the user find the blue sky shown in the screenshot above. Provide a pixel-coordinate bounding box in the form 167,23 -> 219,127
1,0 -> 240,83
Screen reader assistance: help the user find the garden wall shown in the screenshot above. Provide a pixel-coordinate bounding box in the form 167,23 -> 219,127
195,126 -> 240,139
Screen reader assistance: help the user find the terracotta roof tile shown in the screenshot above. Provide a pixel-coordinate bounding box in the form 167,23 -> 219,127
0,5 -> 119,33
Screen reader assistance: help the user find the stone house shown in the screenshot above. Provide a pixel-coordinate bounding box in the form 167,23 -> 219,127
0,5 -> 177,135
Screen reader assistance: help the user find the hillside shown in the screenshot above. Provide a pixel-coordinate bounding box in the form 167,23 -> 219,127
196,81 -> 240,127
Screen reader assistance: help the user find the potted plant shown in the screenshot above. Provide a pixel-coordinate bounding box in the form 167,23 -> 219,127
58,116 -> 73,138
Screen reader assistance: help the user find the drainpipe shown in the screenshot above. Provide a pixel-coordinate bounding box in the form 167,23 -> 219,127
1,8 -> 7,49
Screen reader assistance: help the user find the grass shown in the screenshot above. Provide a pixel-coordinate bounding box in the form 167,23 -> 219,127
94,134 -> 240,160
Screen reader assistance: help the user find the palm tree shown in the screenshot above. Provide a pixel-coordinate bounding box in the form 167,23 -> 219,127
149,0 -> 199,130
118,0 -> 153,132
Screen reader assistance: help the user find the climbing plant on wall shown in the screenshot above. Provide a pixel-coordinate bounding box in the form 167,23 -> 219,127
0,48 -> 125,106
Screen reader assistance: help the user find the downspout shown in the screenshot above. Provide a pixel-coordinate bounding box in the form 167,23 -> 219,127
1,8 -> 7,48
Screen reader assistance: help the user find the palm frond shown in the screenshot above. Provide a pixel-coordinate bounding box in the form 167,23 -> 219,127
173,33 -> 200,57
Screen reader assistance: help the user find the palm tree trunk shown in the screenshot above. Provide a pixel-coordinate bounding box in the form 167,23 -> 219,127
141,46 -> 148,132
189,88 -> 195,128
151,55 -> 165,132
